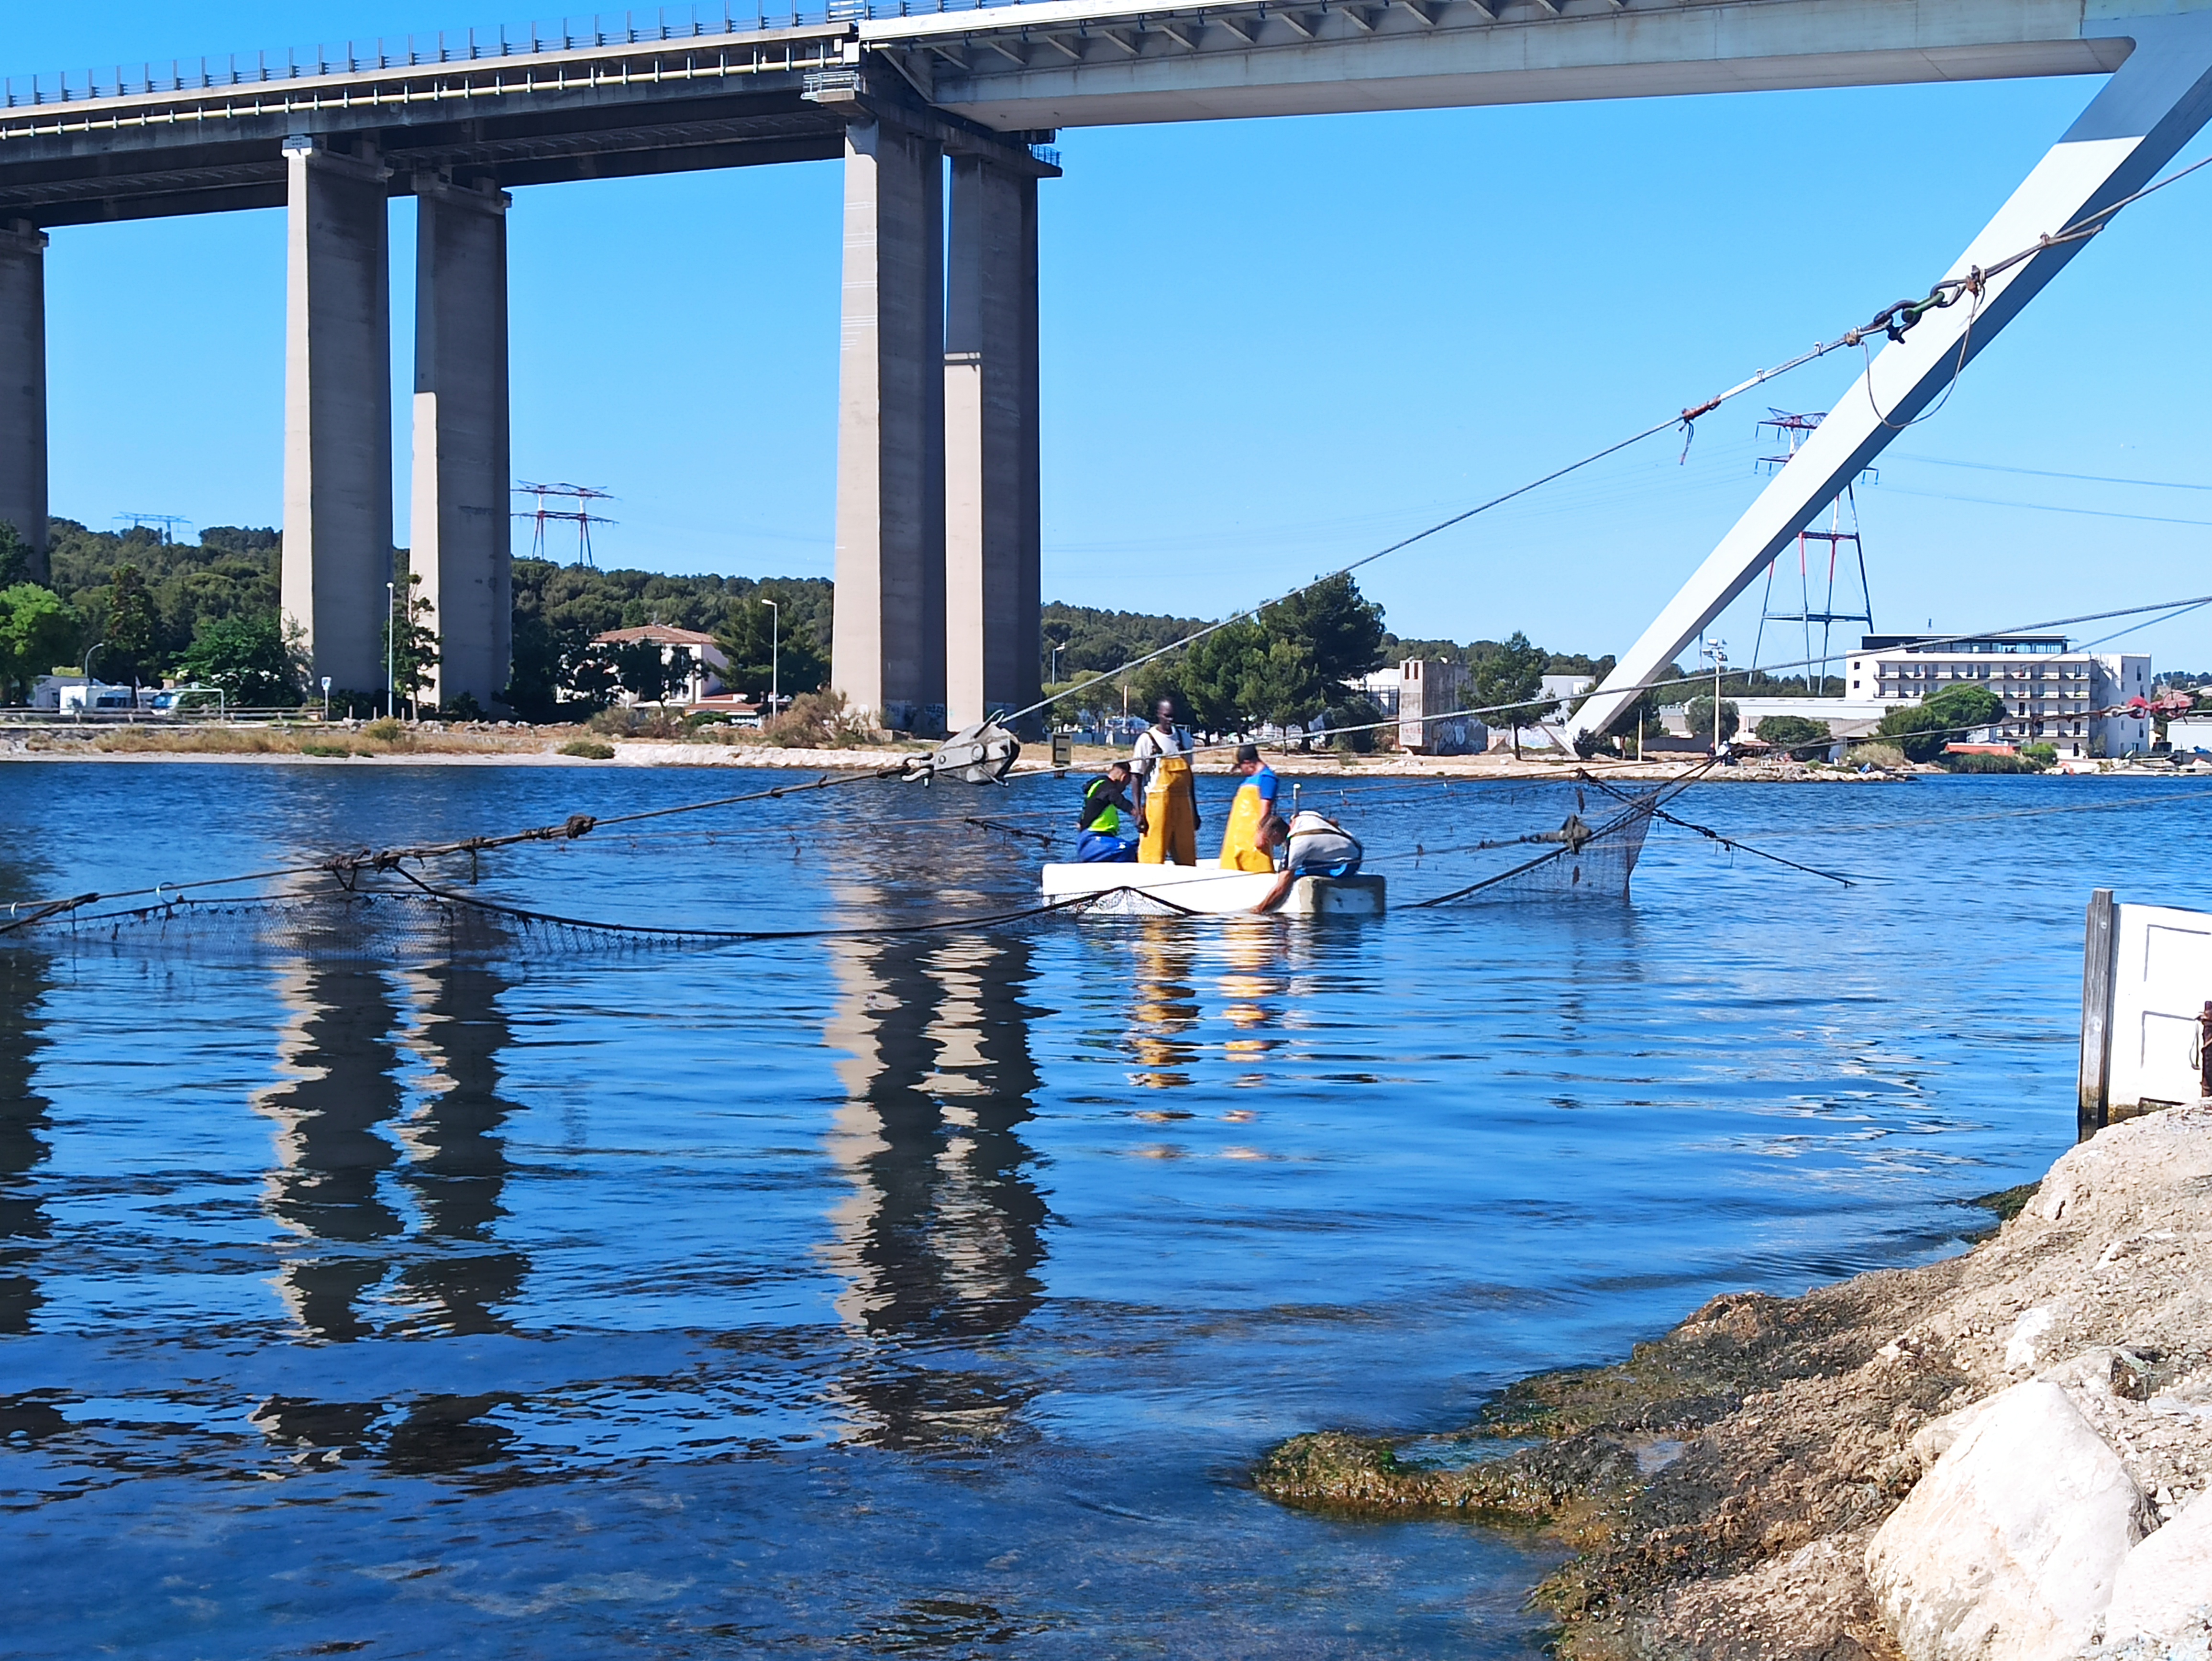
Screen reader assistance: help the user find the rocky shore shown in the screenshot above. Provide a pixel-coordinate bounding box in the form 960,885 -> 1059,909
1255,1106 -> 2212,1661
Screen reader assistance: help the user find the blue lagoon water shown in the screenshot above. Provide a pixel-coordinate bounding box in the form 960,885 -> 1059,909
2,761 -> 2206,1658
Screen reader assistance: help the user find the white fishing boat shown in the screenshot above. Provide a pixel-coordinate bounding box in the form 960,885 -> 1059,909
1039,862 -> 1386,917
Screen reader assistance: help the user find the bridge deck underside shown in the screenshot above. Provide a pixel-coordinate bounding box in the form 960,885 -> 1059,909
0,75 -> 851,224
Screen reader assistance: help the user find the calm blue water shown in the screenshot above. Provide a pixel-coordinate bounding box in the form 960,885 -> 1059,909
2,760 -> 2207,1659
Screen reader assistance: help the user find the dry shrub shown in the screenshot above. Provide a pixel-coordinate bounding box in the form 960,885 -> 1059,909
764,690 -> 871,749
1846,742 -> 1908,770
94,727 -> 277,755
586,706 -> 687,740
557,739 -> 616,760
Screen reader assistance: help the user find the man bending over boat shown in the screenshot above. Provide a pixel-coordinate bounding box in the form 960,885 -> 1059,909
1130,700 -> 1201,865
1217,744 -> 1280,871
1252,810 -> 1365,911
1077,760 -> 1139,863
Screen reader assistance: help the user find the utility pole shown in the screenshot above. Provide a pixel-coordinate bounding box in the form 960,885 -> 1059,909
762,597 -> 779,716
1701,637 -> 1728,756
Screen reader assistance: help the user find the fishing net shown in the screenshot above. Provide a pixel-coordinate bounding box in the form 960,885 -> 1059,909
1413,786 -> 1658,907
3,880 -> 1115,964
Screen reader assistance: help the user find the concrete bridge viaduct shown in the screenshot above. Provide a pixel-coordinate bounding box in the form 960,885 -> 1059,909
0,0 -> 2202,730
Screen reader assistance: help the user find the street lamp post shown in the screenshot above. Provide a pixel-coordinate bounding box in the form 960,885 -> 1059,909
1051,642 -> 1063,686
386,580 -> 397,720
761,598 -> 779,716
79,641 -> 104,720
321,675 -> 332,721
1700,637 -> 1728,755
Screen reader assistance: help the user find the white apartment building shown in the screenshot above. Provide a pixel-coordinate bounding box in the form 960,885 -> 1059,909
1844,634 -> 2150,758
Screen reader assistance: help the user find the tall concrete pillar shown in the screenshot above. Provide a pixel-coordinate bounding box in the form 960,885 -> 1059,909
411,176 -> 512,712
831,121 -> 945,736
282,136 -> 394,697
0,221 -> 47,586
944,155 -> 1041,734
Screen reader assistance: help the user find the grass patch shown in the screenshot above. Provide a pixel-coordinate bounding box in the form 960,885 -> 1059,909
557,739 -> 616,760
298,742 -> 359,759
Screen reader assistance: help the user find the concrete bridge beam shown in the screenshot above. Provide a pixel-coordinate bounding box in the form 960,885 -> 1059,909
944,153 -> 1042,734
0,221 -> 46,586
411,175 -> 513,713
832,119 -> 948,736
281,135 -> 395,699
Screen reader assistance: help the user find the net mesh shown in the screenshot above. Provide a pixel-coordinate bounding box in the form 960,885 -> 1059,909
1414,787 -> 1658,907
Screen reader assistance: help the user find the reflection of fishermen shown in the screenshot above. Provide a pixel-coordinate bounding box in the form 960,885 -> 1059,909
1217,743 -> 1280,872
1130,700 -> 1200,866
1077,761 -> 1139,863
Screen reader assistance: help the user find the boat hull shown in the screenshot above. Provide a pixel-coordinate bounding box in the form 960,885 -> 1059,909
1039,863 -> 1385,917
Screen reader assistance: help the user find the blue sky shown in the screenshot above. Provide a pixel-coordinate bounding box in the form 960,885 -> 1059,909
13,3 -> 2212,673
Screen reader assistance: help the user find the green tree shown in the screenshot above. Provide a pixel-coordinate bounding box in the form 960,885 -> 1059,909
1471,630 -> 1550,758
104,563 -> 159,685
1755,713 -> 1831,753
1236,635 -> 1327,731
1261,574 -> 1385,702
1686,695 -> 1740,743
716,596 -> 828,703
175,614 -> 300,707
1876,683 -> 2005,763
382,572 -> 439,715
0,584 -> 80,704
0,520 -> 28,587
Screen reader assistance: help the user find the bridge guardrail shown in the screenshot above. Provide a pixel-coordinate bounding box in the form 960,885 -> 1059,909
0,0 -> 1047,109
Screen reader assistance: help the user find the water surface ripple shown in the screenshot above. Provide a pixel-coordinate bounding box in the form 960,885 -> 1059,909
2,762 -> 2202,1658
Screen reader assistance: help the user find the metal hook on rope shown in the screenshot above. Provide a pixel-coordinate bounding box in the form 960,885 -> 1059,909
908,717 -> 1022,786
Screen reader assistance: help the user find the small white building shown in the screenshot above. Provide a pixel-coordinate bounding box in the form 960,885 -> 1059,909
2168,714 -> 2212,754
1843,633 -> 2150,758
588,624 -> 730,706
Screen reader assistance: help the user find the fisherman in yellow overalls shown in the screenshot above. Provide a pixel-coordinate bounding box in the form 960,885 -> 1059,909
1131,699 -> 1199,865
1216,743 -> 1281,871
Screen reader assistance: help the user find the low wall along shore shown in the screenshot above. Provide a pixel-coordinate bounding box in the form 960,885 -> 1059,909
1257,1106 -> 2212,1661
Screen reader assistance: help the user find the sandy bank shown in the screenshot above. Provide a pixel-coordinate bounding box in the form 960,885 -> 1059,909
1257,1106 -> 2212,1661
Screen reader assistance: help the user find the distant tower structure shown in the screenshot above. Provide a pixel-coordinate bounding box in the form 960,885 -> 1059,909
515,481 -> 616,566
1751,410 -> 1874,696
114,512 -> 192,544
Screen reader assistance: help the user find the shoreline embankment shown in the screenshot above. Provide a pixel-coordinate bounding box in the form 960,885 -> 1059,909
1,723 -> 2197,783
1256,1107 -> 2212,1661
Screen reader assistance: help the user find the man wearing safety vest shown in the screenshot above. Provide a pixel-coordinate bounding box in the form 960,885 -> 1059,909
1130,699 -> 1200,865
1216,744 -> 1280,871
1077,760 -> 1139,862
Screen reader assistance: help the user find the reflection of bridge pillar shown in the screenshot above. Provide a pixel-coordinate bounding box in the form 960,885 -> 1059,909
824,920 -> 1046,1447
0,221 -> 47,584
0,932 -> 52,1333
831,119 -> 946,737
411,176 -> 512,713
258,964 -> 405,1341
281,135 -> 394,697
944,153 -> 1041,733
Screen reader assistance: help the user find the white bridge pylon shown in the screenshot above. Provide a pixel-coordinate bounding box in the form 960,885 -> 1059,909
1567,11 -> 2212,745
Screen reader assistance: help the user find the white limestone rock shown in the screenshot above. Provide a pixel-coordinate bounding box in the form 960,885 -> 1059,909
1868,1380 -> 2151,1661
2101,1489 -> 2212,1654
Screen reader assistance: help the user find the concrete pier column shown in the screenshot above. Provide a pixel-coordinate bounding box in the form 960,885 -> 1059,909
0,221 -> 47,585
410,175 -> 512,712
282,136 -> 394,697
831,120 -> 945,736
944,155 -> 1041,734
